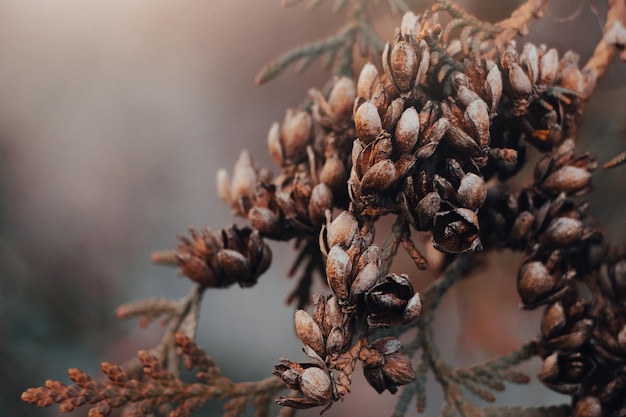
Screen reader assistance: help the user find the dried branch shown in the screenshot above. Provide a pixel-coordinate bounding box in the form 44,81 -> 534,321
22,334 -> 286,417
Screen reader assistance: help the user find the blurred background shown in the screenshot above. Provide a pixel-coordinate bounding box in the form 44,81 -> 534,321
0,0 -> 623,416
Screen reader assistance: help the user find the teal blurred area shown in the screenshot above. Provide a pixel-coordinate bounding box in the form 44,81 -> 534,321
0,0 -> 623,416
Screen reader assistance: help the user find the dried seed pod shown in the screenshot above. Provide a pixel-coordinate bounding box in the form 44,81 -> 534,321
485,60 -> 502,112
540,217 -> 584,248
325,210 -> 359,249
248,206 -> 282,238
217,249 -> 251,284
520,43 -> 539,84
508,63 -> 532,100
328,77 -> 356,121
357,63 -> 379,99
323,295 -> 344,333
383,40 -> 418,94
510,211 -> 534,242
446,125 -> 481,156
539,48 -> 559,86
540,166 -> 592,195
416,118 -> 449,159
319,154 -> 347,191
415,41 -> 430,85
558,51 -> 584,93
517,261 -> 557,307
464,99 -> 490,148
280,109 -> 313,163
308,183 -> 333,227
295,310 -> 326,358
573,396 -> 602,417
369,83 -> 389,116
538,352 -> 595,395
355,101 -> 383,144
299,367 -> 333,406
541,301 -> 567,341
456,85 -> 482,106
382,97 -> 405,132
457,173 -> 486,211
394,107 -> 420,154
416,192 -> 441,231
362,337 -> 415,394
402,293 -> 422,323
365,273 -> 419,327
267,122 -> 283,166
360,159 -> 397,193
545,318 -> 593,351
349,261 -> 380,304
230,151 -> 257,204
326,246 -> 351,301
400,11 -> 419,38
325,326 -> 347,354
432,208 -> 482,253
216,169 -> 232,204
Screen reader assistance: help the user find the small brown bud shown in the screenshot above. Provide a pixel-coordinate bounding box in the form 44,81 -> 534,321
382,97 -> 405,132
573,397 -> 602,417
540,166 -> 592,195
355,101 -> 383,144
383,40 -> 418,94
357,63 -> 379,99
308,183 -> 333,227
394,107 -> 420,154
248,207 -> 281,238
267,122 -> 283,166
300,367 -> 333,406
230,151 -> 257,203
400,12 -> 419,38
510,211 -> 534,242
216,169 -> 232,204
539,48 -> 558,86
362,337 -> 415,394
485,60 -> 502,112
328,77 -> 356,121
457,173 -> 486,211
520,43 -> 539,84
402,293 -> 422,323
320,155 -> 347,191
217,249 -> 251,283
508,63 -> 533,99
518,261 -> 556,307
323,295 -> 344,333
541,301 -> 567,341
445,125 -> 481,156
415,192 -> 441,231
416,117 -> 449,157
464,99 -> 490,148
540,217 -> 584,248
326,246 -> 352,301
295,310 -> 326,358
360,159 -> 397,193
349,262 -> 380,303
280,109 -> 313,163
326,210 -> 358,249
456,85 -> 482,106
558,51 -> 584,93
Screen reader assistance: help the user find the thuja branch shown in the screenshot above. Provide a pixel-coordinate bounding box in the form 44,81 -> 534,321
116,285 -> 205,378
256,0 -> 393,84
21,333 -> 286,417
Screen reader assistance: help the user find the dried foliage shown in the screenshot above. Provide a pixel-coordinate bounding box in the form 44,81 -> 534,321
22,0 -> 626,417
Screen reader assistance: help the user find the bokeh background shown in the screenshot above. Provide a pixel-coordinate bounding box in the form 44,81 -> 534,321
0,0 -> 623,416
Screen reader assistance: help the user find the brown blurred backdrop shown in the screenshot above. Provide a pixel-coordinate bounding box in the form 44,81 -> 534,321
0,0 -> 623,416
